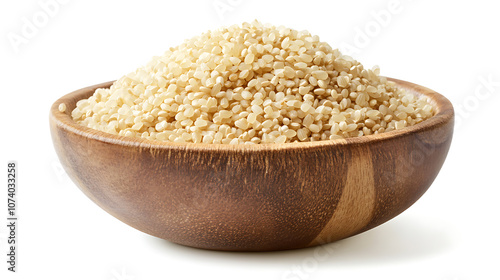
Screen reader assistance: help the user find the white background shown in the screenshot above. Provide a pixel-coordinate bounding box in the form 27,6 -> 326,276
1,0 -> 499,279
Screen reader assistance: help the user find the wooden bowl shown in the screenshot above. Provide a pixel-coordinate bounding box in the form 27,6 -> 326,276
49,78 -> 454,251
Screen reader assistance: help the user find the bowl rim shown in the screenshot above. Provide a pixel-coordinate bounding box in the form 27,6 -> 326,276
50,77 -> 454,151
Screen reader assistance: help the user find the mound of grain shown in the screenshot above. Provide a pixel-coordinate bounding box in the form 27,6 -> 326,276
72,21 -> 433,144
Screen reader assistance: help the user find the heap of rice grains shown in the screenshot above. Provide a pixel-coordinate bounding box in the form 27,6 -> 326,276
71,21 -> 434,144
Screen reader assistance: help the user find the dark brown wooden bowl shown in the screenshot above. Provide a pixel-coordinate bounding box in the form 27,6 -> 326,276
49,78 -> 454,251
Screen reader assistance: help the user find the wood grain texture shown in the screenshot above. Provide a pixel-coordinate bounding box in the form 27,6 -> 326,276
309,146 -> 375,246
49,78 -> 454,251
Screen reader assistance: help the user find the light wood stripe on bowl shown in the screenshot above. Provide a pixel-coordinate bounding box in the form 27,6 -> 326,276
309,146 -> 375,246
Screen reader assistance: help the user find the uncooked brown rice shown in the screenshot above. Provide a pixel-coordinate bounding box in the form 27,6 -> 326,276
71,21 -> 434,144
